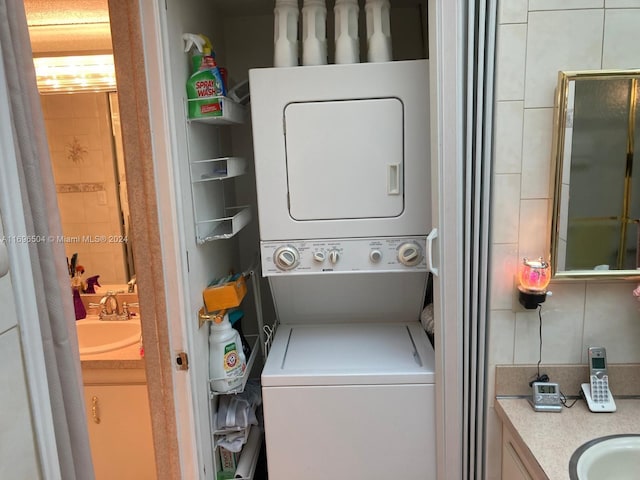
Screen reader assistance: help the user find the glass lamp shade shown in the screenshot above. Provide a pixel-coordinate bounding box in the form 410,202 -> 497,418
518,257 -> 551,293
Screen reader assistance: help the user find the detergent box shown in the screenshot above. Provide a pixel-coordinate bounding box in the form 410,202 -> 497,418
203,274 -> 247,312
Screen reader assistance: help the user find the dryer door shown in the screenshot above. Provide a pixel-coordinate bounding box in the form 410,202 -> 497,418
284,98 -> 404,221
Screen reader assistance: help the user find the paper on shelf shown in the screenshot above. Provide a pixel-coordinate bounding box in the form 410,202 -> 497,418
234,427 -> 261,479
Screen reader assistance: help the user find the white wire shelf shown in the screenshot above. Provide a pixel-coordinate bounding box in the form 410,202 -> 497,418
196,206 -> 251,243
190,156 -> 248,183
209,336 -> 259,398
187,95 -> 245,125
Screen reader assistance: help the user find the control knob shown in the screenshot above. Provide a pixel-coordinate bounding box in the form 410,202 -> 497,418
328,249 -> 340,265
313,251 -> 326,263
369,249 -> 383,263
273,246 -> 300,271
397,242 -> 423,267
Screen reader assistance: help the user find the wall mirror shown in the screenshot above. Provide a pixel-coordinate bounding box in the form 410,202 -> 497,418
35,58 -> 135,286
551,70 -> 640,279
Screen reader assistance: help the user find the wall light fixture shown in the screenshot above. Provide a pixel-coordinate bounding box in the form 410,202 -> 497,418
517,257 -> 551,309
33,54 -> 115,94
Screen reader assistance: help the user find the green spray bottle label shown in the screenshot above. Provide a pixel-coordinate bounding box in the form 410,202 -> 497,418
183,33 -> 227,119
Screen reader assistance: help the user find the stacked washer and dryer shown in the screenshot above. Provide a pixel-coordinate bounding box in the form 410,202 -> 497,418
249,60 -> 436,479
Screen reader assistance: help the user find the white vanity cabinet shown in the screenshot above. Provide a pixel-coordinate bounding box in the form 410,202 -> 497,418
501,426 -> 541,480
82,368 -> 156,480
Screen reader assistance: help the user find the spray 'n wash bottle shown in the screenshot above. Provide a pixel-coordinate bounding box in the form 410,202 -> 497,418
183,33 -> 227,119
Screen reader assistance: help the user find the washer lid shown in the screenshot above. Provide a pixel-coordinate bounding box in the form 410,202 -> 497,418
261,322 -> 435,386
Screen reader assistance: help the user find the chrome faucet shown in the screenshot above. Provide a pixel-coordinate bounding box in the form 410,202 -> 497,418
100,291 -> 119,315
91,290 -> 137,321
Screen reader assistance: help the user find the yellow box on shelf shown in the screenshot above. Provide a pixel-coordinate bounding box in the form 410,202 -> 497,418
202,274 -> 247,314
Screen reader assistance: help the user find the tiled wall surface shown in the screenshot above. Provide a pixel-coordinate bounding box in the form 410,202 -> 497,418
487,1 -> 640,478
41,93 -> 127,285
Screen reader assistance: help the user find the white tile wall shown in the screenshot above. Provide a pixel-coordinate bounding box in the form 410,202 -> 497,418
494,101 -> 524,174
529,0 -> 604,10
513,282 -> 587,364
583,282 -> 640,362
602,9 -> 640,68
489,4 -> 640,372
491,174 -> 521,244
487,3 -> 640,474
524,10 -> 604,108
487,310 -> 517,378
606,0 -> 640,7
495,24 -> 528,101
520,108 -> 554,198
517,199 -> 550,259
490,243 -> 520,310
498,0 -> 528,24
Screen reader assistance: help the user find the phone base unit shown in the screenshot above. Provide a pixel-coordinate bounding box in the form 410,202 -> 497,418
581,382 -> 616,412
529,382 -> 562,412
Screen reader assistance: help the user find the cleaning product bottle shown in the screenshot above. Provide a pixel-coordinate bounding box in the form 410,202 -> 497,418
183,33 -> 227,119
334,0 -> 360,64
365,0 -> 392,62
85,275 -> 100,294
273,0 -> 299,67
209,312 -> 247,393
302,0 -> 328,66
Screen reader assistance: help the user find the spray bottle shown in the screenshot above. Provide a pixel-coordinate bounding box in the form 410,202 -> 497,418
85,275 -> 101,294
183,33 -> 227,119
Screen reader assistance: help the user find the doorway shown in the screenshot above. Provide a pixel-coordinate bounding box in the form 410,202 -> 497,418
24,0 -> 178,478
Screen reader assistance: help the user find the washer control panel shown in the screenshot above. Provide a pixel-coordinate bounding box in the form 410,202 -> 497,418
261,237 -> 428,275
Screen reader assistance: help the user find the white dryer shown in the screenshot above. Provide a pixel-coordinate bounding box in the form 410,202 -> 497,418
249,60 -> 431,244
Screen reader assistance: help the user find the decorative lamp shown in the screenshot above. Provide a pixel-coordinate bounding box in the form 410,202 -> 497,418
518,257 -> 551,309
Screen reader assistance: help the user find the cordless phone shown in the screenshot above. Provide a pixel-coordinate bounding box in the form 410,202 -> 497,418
581,346 -> 616,412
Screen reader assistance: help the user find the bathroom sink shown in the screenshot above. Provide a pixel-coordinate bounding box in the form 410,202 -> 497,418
76,317 -> 141,355
569,434 -> 640,480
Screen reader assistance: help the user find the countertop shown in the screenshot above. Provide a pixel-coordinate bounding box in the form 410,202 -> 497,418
80,342 -> 145,369
496,397 -> 640,480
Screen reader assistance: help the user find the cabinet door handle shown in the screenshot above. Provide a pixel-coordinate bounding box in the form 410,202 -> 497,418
91,396 -> 101,424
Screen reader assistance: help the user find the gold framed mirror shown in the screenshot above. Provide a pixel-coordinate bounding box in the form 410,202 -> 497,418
551,70 -> 640,279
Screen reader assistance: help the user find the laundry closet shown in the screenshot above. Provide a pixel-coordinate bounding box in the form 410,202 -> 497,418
149,1 -> 434,478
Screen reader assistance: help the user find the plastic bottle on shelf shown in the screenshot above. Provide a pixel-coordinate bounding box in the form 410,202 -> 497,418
274,0 -> 299,67
365,0 -> 392,62
209,312 -> 247,393
302,0 -> 328,66
334,0 -> 360,64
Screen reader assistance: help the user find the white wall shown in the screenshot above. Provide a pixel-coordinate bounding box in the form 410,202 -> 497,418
486,1 -> 640,478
